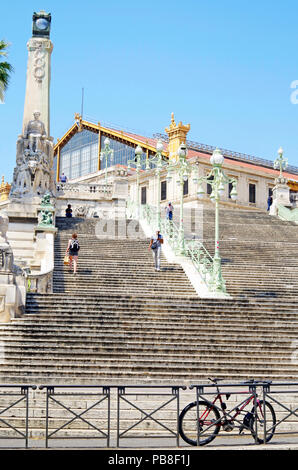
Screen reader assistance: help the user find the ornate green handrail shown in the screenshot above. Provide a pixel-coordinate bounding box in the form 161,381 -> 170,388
126,200 -> 218,292
277,204 -> 298,223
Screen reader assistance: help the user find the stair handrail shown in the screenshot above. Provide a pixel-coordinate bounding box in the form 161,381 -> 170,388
127,200 -> 215,289
277,204 -> 298,223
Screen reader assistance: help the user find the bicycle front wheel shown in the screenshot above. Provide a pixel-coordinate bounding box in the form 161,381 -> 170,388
179,401 -> 221,446
251,400 -> 276,444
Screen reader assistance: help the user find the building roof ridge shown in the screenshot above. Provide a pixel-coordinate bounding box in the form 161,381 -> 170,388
153,133 -> 298,176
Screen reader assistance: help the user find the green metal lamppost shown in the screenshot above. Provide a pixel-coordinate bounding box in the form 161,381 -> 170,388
273,146 -> 288,177
197,148 -> 237,293
100,137 -> 114,195
128,144 -> 146,218
165,143 -> 199,255
146,140 -> 168,228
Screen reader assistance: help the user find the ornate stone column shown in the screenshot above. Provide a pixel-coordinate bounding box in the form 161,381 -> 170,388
9,11 -> 56,202
22,12 -> 53,136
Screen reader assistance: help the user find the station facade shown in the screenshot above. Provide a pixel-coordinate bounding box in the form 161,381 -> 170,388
53,113 -> 298,212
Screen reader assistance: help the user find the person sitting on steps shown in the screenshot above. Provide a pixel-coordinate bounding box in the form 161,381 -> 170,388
65,204 -> 72,218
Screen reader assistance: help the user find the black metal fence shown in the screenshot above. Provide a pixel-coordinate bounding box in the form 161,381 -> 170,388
116,385 -> 186,448
0,382 -> 296,448
262,382 -> 298,443
0,385 -> 36,448
39,385 -> 111,448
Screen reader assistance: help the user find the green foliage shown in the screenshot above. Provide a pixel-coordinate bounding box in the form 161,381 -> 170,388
0,40 -> 13,102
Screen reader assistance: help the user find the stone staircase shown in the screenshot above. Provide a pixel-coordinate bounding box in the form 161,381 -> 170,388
200,207 -> 298,299
0,210 -> 297,441
0,213 -> 297,384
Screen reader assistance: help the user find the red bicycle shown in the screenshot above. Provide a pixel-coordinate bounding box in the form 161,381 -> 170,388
179,378 -> 276,446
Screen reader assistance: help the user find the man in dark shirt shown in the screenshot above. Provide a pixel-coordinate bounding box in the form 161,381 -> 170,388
65,204 -> 72,218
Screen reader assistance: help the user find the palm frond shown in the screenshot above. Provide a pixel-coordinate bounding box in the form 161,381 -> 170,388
0,40 -> 10,57
0,40 -> 13,100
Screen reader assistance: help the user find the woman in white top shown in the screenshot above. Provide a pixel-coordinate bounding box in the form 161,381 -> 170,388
149,229 -> 163,271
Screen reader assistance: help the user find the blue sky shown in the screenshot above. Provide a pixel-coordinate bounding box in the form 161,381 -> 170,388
1,0 -> 298,180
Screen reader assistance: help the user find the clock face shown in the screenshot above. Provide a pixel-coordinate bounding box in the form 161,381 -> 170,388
35,18 -> 49,30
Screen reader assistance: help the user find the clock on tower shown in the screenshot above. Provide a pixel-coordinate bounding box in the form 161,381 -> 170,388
32,11 -> 51,38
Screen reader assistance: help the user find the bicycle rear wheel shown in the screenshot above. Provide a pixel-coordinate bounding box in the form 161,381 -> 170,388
179,401 -> 221,446
250,400 -> 276,444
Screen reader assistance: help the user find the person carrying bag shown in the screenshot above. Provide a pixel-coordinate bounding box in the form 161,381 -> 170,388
149,229 -> 163,271
65,233 -> 80,275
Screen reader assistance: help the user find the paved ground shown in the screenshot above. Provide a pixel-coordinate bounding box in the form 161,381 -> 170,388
1,435 -> 298,450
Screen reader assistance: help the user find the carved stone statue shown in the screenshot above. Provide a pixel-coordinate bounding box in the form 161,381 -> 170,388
24,110 -> 46,153
10,111 -> 56,200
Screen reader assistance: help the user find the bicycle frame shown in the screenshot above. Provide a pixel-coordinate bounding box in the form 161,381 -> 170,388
199,389 -> 264,429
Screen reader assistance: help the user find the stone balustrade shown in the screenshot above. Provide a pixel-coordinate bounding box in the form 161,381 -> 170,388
56,183 -> 113,197
27,268 -> 53,294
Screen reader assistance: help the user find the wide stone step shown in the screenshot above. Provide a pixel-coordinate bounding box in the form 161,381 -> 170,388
13,317 -> 298,332
1,340 -> 294,354
2,321 -> 297,337
24,294 -> 298,310
52,290 -> 198,298
0,357 -> 296,372
0,329 -> 293,342
17,305 -> 298,319
0,347 -> 292,360
0,363 -> 295,378
0,371 -> 295,385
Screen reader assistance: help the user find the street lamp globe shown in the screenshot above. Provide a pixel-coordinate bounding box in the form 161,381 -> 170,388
197,184 -> 205,199
104,137 -> 110,147
218,181 -> 225,197
278,146 -> 283,156
230,184 -> 238,200
135,145 -> 143,156
210,148 -> 224,167
166,170 -> 172,182
178,144 -> 187,158
156,140 -> 164,153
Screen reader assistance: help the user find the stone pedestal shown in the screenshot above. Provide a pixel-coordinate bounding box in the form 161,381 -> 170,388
270,176 -> 291,216
0,214 -> 26,322
112,179 -> 128,199
0,277 -> 26,322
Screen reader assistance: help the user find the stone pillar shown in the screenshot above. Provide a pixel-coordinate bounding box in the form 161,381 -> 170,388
22,15 -> 53,136
270,175 -> 291,216
10,11 -> 56,202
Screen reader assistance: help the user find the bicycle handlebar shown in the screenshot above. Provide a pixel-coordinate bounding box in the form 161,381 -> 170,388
208,377 -> 223,384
